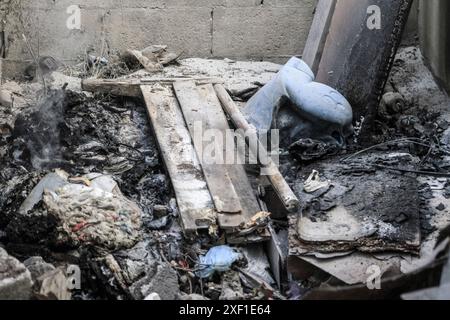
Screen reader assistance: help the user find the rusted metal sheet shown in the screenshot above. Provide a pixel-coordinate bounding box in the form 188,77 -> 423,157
315,0 -> 413,123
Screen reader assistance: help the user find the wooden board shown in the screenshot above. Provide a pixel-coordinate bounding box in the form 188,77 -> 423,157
173,81 -> 242,214
141,84 -> 216,234
214,84 -> 300,213
198,84 -> 263,231
302,0 -> 337,74
82,77 -> 223,97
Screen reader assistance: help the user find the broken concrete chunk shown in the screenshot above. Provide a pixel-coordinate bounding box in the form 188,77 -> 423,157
127,49 -> 163,73
141,45 -> 181,66
0,89 -> 13,108
24,256 -> 56,282
141,45 -> 167,56
0,247 -> 33,300
220,271 -> 244,301
0,81 -> 25,108
35,268 -> 71,301
129,263 -> 179,300
125,45 -> 181,73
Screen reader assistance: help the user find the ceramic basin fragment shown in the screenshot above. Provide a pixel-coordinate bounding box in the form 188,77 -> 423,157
242,57 -> 354,148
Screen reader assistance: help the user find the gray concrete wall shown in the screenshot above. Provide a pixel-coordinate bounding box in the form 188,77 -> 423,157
1,0 -> 317,79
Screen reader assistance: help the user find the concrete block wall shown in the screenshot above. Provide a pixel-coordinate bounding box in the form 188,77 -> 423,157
1,0 -> 317,79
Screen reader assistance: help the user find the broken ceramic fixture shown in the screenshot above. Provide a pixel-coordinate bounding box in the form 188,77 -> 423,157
243,57 -> 354,147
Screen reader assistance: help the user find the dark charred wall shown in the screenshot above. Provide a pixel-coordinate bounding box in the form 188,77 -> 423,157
419,0 -> 450,95
315,0 -> 413,123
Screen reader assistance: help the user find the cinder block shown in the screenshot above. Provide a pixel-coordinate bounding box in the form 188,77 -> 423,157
263,0 -> 317,7
5,5 -> 213,63
1,0 -> 317,78
104,7 -> 213,57
5,7 -> 105,62
212,4 -> 315,58
19,0 -> 225,10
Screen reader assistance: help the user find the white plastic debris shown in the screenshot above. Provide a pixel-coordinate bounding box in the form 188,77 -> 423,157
304,170 -> 330,193
144,293 -> 162,300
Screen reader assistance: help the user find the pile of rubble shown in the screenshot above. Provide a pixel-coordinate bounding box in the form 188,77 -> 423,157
0,47 -> 284,300
284,47 -> 450,299
1,44 -> 450,301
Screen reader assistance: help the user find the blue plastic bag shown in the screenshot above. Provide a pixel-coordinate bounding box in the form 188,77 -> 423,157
196,246 -> 241,279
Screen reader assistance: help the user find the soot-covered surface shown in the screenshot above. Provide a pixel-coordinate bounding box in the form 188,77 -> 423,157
0,88 -> 190,299
2,89 -> 170,220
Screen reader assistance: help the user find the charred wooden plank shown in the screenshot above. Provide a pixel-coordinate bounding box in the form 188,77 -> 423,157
82,77 -> 223,98
173,80 -> 242,214
197,84 -> 263,231
214,84 -> 300,213
141,84 -> 216,234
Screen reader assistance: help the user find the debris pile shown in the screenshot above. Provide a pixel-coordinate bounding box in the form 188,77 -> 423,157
0,44 -> 449,301
283,47 -> 450,298
42,172 -> 142,251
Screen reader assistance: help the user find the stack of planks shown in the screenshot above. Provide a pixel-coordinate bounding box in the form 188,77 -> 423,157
82,77 -> 299,243
141,81 -> 269,243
